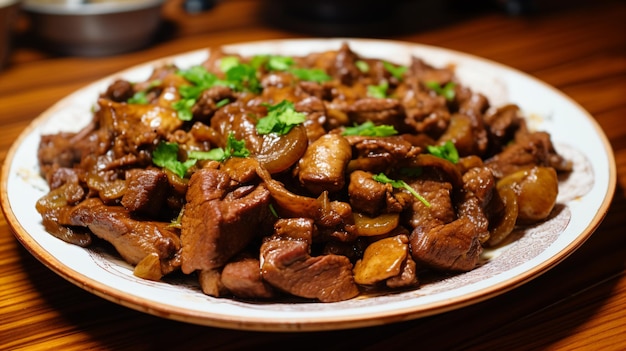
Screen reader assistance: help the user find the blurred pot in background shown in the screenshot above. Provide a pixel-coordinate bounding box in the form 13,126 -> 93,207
0,0 -> 19,69
265,0 -> 450,36
21,0 -> 165,56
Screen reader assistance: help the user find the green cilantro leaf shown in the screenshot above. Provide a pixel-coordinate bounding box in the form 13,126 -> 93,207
256,100 -> 306,135
268,56 -> 295,71
173,61 -> 261,120
289,67 -> 332,83
372,173 -> 431,207
250,55 -> 295,71
383,61 -> 407,80
187,148 -> 225,162
342,121 -> 397,137
171,98 -> 196,121
249,55 -> 269,69
425,81 -> 456,101
219,56 -> 241,72
223,61 -> 261,93
269,203 -> 279,218
174,66 -> 219,121
224,132 -> 251,158
152,142 -> 197,178
355,60 -> 370,73
427,140 -> 459,164
127,80 -> 161,105
367,80 -> 389,98
178,84 -> 205,100
187,132 -> 250,162
178,66 -> 218,87
128,91 -> 149,105
216,98 -> 230,108
250,55 -> 330,82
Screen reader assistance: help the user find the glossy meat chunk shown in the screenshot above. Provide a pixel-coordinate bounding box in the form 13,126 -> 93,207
180,167 -> 272,274
260,218 -> 359,302
61,198 -> 181,274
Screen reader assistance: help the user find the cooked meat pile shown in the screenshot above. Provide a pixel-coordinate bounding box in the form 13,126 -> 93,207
36,43 -> 572,302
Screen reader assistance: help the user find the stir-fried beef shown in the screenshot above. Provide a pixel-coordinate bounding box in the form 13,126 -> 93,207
102,79 -> 134,102
45,166 -> 82,191
260,219 -> 359,302
35,42 -> 572,302
405,179 -> 456,229
61,197 -> 181,274
385,255 -> 419,289
221,256 -> 275,299
348,170 -> 389,216
38,133 -> 82,179
330,42 -> 362,86
461,166 -> 496,207
400,89 -> 450,136
410,217 -> 483,272
294,96 -> 328,142
409,57 -> 454,86
483,104 -> 524,152
192,86 -> 237,121
486,129 -> 573,178
181,167 -> 273,274
348,98 -> 404,131
198,268 -> 227,297
121,168 -> 169,218
344,135 -> 423,175
97,98 -> 183,159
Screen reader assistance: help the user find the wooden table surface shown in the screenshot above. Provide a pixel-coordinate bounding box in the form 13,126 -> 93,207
1,0 -> 624,349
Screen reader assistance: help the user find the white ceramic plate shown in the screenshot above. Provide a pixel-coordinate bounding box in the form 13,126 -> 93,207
1,38 -> 616,331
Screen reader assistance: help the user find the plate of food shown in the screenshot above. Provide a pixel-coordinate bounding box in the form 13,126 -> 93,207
0,38 -> 615,331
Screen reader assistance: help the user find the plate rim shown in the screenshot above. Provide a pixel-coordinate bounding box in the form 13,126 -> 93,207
0,37 -> 617,331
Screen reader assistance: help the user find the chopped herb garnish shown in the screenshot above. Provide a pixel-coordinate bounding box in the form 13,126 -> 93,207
427,140 -> 459,164
178,65 -> 218,87
289,67 -> 332,83
223,132 -> 251,158
188,147 -> 226,162
342,121 -> 397,137
383,61 -> 407,80
153,134 -> 250,176
173,62 -> 261,120
188,132 -> 250,162
355,60 -> 369,73
127,80 -> 161,105
152,142 -> 197,178
367,80 -> 389,98
174,66 -> 219,120
425,81 -> 456,101
372,173 -> 431,207
223,60 -> 261,93
169,207 -> 184,229
250,55 -> 295,71
268,55 -> 295,71
171,98 -> 196,121
249,55 -> 268,69
269,203 -> 279,218
216,98 -> 230,107
251,55 -> 330,82
219,56 -> 241,73
128,91 -> 149,105
256,100 -> 307,135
